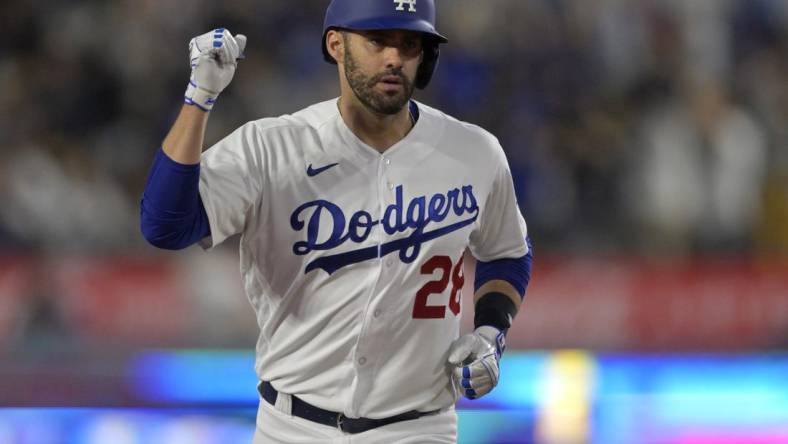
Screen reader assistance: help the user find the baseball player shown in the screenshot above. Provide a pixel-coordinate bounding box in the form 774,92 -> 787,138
141,0 -> 532,442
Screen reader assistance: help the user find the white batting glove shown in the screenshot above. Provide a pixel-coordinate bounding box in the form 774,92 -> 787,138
184,28 -> 247,111
447,326 -> 505,400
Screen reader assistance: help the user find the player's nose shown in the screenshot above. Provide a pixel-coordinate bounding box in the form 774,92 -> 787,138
381,46 -> 405,69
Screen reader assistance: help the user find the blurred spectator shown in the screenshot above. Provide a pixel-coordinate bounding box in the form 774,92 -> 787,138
0,141 -> 138,251
624,75 -> 768,252
0,0 -> 785,255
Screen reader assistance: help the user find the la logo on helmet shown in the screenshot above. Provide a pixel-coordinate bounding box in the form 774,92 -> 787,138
394,0 -> 417,12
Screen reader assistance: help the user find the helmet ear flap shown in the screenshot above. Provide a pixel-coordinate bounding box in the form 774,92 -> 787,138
415,43 -> 440,89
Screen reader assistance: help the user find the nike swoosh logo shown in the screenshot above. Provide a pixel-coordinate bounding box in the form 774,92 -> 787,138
307,163 -> 339,177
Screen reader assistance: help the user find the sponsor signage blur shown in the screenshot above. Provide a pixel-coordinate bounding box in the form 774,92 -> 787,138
2,253 -> 787,349
3,351 -> 788,443
500,256 -> 788,350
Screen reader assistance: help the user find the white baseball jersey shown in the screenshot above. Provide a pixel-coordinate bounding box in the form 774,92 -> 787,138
198,98 -> 529,419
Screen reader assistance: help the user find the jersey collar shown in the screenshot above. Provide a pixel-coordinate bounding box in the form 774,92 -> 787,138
333,98 -> 439,160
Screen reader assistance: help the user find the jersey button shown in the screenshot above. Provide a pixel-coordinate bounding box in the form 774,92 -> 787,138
358,357 -> 367,365
387,182 -> 394,190
373,309 -> 382,318
385,158 -> 391,165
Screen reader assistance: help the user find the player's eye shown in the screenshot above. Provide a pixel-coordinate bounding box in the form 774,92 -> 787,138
399,39 -> 421,57
404,39 -> 420,51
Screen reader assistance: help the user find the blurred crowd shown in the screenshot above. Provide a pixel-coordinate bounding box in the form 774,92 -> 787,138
1,0 -> 787,255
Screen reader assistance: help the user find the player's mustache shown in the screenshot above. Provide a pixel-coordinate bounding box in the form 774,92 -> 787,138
367,69 -> 409,87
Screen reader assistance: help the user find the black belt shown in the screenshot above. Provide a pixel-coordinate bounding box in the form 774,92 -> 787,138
258,381 -> 439,434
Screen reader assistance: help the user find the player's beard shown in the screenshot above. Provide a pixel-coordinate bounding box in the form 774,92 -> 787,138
344,45 -> 415,115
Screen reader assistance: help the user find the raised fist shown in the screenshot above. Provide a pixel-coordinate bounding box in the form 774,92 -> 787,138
184,28 -> 247,111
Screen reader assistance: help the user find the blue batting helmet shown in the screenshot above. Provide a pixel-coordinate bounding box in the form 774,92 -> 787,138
321,0 -> 448,89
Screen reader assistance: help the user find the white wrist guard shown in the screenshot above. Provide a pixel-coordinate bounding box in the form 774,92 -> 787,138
184,81 -> 218,112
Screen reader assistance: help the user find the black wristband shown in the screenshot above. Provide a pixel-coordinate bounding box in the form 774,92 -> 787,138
474,292 -> 517,332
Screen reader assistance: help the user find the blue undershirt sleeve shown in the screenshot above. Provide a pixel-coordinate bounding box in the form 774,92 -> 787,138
140,148 -> 211,250
474,236 -> 533,298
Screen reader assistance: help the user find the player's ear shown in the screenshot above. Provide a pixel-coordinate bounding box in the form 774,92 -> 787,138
326,29 -> 345,64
